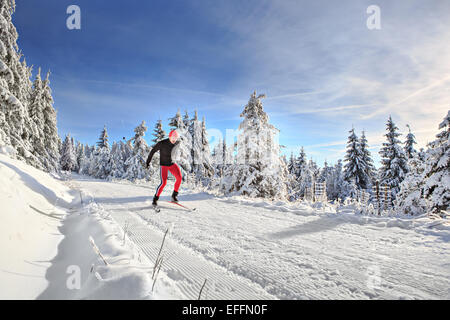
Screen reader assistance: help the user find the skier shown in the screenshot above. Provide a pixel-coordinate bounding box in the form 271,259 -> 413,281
146,130 -> 182,207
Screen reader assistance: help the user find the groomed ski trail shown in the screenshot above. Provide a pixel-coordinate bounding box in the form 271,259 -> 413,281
70,175 -> 450,300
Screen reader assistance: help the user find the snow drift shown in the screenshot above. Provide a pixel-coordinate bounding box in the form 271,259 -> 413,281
0,152 -> 178,299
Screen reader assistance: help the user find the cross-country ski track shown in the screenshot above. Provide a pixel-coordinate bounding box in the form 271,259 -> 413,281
67,175 -> 450,300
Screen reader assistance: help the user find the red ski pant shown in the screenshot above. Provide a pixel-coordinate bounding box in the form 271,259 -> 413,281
155,164 -> 182,197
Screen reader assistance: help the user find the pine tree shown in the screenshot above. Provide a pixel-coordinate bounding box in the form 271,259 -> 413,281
212,138 -> 224,175
288,152 -> 295,174
395,152 -> 428,215
124,121 -> 150,181
332,159 -> 349,200
0,1 -> 48,169
201,116 -> 213,178
152,119 -> 166,143
149,119 -> 165,170
191,110 -> 203,173
97,125 -> 109,149
27,68 -> 46,165
359,130 -> 375,188
40,70 -> 60,171
60,134 -> 77,171
184,110 -> 191,133
292,147 -> 309,198
109,141 -> 127,179
94,147 -> 112,179
89,125 -> 112,178
223,138 -> 233,168
295,147 -> 307,179
75,142 -> 85,174
379,116 -> 408,199
0,0 -> 29,159
343,128 -> 367,189
422,110 -> 449,213
404,124 -> 417,159
221,91 -> 288,198
107,139 -> 132,179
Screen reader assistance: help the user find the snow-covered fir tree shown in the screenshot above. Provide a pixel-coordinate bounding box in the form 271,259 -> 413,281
220,91 -> 288,198
287,152 -> 295,174
152,119 -> 166,143
108,139 -> 132,179
183,110 -> 191,134
395,151 -> 428,215
149,119 -> 166,170
223,138 -> 234,168
60,134 -> 77,171
93,146 -> 111,179
123,121 -> 150,181
75,142 -> 85,174
109,141 -> 127,179
97,125 -> 109,149
319,160 -> 332,182
330,159 -> 351,200
379,116 -> 408,199
28,68 -> 45,157
200,116 -> 213,179
294,147 -> 307,179
343,128 -> 368,189
190,111 -> 213,182
0,1 -> 60,171
0,0 -> 29,160
290,147 -> 310,199
404,124 -> 417,159
88,126 -> 112,179
39,70 -> 60,171
359,130 -> 375,188
191,110 -> 203,174
422,110 -> 449,214
212,138 -> 224,175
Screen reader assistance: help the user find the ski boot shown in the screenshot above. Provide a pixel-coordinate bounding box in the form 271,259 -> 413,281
152,195 -> 160,212
152,195 -> 159,207
171,191 -> 179,203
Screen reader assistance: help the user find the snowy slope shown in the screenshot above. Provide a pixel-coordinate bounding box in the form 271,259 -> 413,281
0,153 -> 73,298
1,151 -> 449,299
0,153 -> 181,299
72,175 -> 450,300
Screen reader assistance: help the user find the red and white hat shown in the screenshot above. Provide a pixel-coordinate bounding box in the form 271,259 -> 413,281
169,130 -> 179,139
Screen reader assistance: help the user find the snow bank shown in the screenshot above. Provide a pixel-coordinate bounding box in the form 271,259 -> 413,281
0,154 -> 177,299
39,190 -> 182,300
0,154 -> 73,299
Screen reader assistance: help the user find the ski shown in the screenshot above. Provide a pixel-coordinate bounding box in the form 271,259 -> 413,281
166,201 -> 196,212
152,205 -> 161,213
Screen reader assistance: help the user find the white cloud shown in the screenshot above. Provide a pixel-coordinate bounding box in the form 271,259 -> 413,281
197,0 -> 450,164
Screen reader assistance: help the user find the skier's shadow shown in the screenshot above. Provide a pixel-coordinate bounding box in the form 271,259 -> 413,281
266,216 -> 346,239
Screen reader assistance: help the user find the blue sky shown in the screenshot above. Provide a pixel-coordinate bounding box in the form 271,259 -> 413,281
13,0 -> 450,166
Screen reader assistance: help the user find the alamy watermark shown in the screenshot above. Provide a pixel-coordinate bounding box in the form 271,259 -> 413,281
66,5 -> 81,30
66,265 -> 81,290
366,5 -> 381,30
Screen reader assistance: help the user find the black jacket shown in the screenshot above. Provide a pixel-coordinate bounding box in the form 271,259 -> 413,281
146,138 -> 179,167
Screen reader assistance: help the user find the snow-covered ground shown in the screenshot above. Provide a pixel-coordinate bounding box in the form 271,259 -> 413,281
1,152 -> 449,299
71,175 -> 450,300
0,153 -> 181,299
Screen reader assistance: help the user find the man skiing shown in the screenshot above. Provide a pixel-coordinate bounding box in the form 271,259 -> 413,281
146,130 -> 182,207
